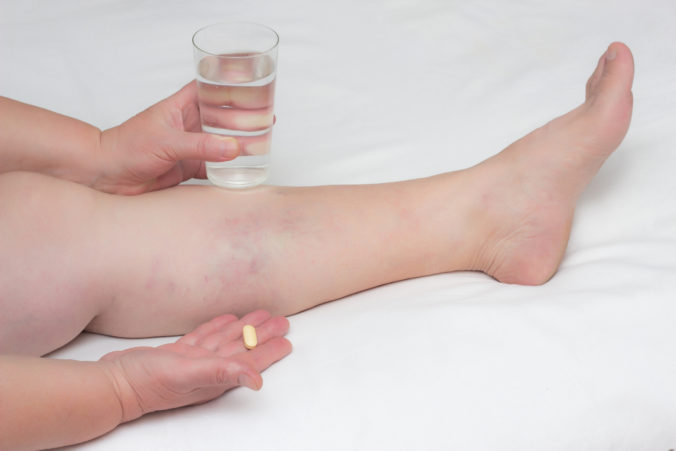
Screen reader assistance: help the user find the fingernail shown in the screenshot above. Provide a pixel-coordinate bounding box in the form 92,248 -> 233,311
605,46 -> 617,61
214,136 -> 239,160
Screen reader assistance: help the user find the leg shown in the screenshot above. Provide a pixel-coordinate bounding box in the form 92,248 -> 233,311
0,172 -> 115,355
87,43 -> 633,337
2,43 -> 633,353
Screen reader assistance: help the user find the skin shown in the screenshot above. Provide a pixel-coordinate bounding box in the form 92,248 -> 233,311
0,312 -> 291,451
0,80 -> 240,194
0,42 -> 633,449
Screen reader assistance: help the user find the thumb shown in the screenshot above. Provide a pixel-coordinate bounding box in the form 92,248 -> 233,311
167,132 -> 239,162
181,357 -> 263,391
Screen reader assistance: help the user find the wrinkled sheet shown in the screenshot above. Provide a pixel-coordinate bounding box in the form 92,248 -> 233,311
1,0 -> 675,449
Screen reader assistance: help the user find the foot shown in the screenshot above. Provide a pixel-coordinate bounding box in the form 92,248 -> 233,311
467,42 -> 634,285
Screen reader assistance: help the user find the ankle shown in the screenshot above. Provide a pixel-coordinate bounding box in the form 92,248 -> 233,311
459,158 -> 573,286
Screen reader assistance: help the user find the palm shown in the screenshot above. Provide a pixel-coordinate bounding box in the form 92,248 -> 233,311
101,310 -> 291,421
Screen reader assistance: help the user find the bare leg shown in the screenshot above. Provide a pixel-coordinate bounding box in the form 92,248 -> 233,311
89,43 -> 634,335
0,43 -> 633,354
0,172 -> 113,354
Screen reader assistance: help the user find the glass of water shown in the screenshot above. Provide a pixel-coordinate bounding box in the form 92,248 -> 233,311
192,22 -> 279,189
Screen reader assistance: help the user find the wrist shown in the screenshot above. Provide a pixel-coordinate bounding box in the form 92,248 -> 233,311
98,359 -> 145,423
47,123 -> 106,188
84,126 -> 110,190
91,126 -> 129,193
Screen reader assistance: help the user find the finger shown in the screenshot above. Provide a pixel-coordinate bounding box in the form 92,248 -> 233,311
237,336 -> 293,378
215,316 -> 290,357
180,356 -> 263,391
199,104 -> 273,132
163,314 -> 287,359
195,132 -> 271,157
156,80 -> 198,111
172,80 -> 198,106
197,309 -> 272,351
178,314 -> 239,346
164,132 -> 240,163
197,78 -> 274,110
238,131 -> 271,156
165,80 -> 204,133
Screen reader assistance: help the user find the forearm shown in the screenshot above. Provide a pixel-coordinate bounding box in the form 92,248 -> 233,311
0,355 -> 123,450
0,96 -> 102,184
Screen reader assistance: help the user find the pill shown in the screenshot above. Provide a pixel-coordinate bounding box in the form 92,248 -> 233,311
242,325 -> 257,350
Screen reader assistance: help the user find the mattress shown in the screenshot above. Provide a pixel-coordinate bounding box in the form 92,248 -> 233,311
1,0 -> 675,449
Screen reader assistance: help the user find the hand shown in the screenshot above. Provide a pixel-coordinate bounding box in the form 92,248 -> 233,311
100,310 -> 292,422
94,81 -> 240,194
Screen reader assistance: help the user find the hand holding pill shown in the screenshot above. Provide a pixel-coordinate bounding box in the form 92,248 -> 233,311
99,310 -> 291,422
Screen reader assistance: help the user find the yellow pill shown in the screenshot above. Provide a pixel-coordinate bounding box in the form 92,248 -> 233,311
242,325 -> 258,350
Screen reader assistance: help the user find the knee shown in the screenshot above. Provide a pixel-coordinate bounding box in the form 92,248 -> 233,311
0,172 -> 103,355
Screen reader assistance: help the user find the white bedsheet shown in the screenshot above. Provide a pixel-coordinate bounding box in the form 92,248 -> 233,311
2,0 -> 675,449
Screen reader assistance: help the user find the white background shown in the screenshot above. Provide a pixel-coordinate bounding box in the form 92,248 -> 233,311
2,1 -> 675,449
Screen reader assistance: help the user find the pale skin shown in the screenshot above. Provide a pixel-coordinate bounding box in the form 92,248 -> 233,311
0,42 -> 634,449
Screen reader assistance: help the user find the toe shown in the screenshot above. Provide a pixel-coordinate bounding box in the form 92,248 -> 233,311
583,42 -> 634,150
587,42 -> 634,107
598,42 -> 634,95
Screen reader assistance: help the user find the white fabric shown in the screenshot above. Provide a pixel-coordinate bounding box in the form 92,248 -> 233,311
2,0 -> 676,449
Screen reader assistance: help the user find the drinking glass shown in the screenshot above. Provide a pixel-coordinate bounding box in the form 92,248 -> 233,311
193,22 -> 279,188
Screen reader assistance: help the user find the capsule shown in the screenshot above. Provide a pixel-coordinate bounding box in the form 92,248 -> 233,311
242,325 -> 258,350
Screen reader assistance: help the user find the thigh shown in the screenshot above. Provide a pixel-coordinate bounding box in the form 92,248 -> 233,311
0,172 -> 111,355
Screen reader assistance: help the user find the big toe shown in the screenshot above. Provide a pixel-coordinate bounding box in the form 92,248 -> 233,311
583,42 -> 634,148
586,42 -> 634,106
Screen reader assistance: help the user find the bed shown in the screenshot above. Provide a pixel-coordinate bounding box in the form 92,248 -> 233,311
2,0 -> 675,449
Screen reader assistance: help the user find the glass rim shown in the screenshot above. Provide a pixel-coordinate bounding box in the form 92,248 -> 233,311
192,21 -> 279,58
